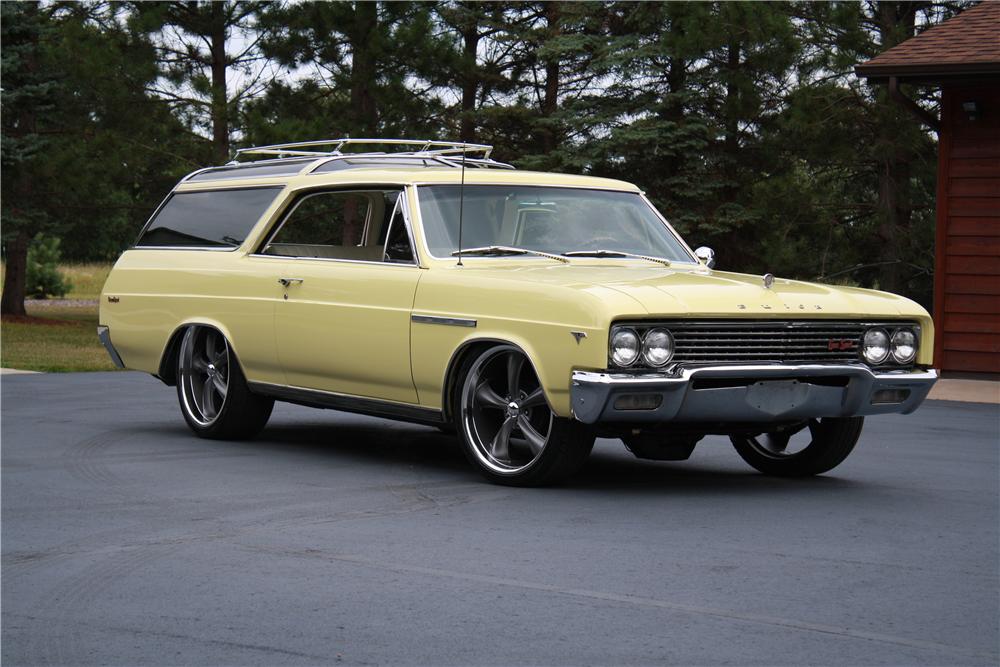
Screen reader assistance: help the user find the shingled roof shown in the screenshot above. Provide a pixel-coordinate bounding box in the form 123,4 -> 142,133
856,1 -> 1000,81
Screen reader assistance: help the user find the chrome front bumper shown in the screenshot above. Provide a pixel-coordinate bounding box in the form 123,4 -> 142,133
570,365 -> 938,424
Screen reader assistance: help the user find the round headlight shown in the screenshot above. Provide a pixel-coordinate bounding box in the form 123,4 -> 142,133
611,329 -> 640,367
642,328 -> 674,367
891,329 -> 917,364
862,328 -> 890,365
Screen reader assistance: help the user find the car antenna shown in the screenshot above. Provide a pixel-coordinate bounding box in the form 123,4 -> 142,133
456,147 -> 466,266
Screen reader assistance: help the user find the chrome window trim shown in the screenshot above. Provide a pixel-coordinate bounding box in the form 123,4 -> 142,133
251,185 -> 419,267
246,254 -> 420,269
130,246 -> 240,252
410,183 -> 700,264
381,194 -> 418,264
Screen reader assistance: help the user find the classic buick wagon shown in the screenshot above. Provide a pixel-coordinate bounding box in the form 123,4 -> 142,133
99,139 -> 938,485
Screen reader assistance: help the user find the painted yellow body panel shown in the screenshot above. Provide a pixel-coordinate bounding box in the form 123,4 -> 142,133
100,164 -> 935,420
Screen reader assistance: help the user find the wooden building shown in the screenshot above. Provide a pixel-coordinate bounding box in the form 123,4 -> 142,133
857,2 -> 999,375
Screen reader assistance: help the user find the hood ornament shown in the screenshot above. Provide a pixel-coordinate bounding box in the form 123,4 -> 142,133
762,273 -> 775,289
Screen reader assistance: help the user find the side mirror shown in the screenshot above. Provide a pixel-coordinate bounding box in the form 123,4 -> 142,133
694,246 -> 716,269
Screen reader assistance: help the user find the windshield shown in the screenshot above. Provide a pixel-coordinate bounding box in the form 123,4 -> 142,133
417,185 -> 696,262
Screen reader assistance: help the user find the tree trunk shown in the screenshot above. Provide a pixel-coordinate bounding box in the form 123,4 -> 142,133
662,47 -> 687,180
209,1 -> 229,164
723,32 -> 741,197
540,2 -> 561,154
1,231 -> 30,317
350,1 -> 379,136
873,1 -> 920,294
460,19 -> 480,143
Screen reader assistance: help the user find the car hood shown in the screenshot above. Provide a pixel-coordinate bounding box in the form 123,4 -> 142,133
456,262 -> 928,319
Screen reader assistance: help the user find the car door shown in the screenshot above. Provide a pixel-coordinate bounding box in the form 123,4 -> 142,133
260,186 -> 421,403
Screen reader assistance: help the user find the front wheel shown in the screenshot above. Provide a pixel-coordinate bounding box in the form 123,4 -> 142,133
730,417 -> 864,477
177,326 -> 274,440
458,345 -> 594,486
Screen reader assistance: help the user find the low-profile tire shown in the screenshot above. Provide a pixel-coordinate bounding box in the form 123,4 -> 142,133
176,326 -> 274,440
730,417 -> 864,477
457,344 -> 594,486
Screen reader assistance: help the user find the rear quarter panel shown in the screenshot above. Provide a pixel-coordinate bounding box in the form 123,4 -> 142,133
99,249 -> 287,385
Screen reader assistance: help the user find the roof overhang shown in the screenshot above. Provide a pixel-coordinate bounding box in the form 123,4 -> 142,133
856,62 -> 1000,85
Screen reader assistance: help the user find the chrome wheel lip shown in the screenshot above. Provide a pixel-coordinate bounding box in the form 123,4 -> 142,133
461,346 -> 553,475
179,327 -> 230,427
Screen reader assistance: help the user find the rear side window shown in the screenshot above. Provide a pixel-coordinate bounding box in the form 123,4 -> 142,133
136,187 -> 282,248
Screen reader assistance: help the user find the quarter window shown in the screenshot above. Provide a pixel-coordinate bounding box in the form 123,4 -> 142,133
136,187 -> 282,248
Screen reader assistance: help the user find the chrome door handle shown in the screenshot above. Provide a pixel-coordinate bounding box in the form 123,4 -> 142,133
278,277 -> 304,287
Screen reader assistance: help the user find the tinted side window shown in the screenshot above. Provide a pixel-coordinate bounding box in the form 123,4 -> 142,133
137,188 -> 282,248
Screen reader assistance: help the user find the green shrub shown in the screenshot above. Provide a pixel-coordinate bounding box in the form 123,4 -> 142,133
26,235 -> 72,299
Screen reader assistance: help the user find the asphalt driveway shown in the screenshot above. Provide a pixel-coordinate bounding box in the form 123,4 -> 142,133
2,371 -> 998,666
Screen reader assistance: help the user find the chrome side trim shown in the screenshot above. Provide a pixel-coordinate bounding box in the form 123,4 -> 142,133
411,314 -> 477,328
96,326 -> 126,369
247,381 -> 444,425
570,364 -> 938,424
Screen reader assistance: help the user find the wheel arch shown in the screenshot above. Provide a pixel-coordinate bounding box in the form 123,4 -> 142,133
156,319 -> 244,386
441,337 -> 552,424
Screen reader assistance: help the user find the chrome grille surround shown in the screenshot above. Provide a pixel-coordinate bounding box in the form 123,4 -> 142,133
610,320 -> 921,369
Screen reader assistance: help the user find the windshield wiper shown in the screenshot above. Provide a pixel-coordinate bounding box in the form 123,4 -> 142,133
563,249 -> 672,267
452,245 -> 569,263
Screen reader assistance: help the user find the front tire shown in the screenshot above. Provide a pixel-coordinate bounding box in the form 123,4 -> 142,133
730,417 -> 863,477
457,345 -> 594,486
177,326 -> 274,440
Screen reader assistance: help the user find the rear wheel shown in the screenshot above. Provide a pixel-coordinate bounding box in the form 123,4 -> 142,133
730,417 -> 863,477
458,345 -> 594,486
177,326 -> 273,439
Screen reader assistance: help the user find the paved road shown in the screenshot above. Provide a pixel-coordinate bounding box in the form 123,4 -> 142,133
3,372 -> 998,666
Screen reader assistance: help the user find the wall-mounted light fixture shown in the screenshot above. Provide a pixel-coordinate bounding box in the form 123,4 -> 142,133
962,100 -> 980,121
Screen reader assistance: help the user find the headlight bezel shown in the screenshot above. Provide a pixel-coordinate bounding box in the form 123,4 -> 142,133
609,327 -> 641,367
862,328 -> 890,365
641,328 -> 675,367
862,325 -> 920,367
890,328 -> 918,365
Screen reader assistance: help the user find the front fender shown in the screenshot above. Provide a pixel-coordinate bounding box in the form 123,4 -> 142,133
410,269 -> 640,417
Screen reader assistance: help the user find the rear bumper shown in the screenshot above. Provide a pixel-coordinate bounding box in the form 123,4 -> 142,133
570,364 -> 937,424
96,326 -> 125,369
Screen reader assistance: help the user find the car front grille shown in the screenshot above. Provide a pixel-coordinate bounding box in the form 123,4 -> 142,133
616,320 -> 919,366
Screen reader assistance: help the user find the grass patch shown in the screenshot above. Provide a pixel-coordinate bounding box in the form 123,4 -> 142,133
62,263 -> 113,299
1,302 -> 118,372
1,262 -> 113,300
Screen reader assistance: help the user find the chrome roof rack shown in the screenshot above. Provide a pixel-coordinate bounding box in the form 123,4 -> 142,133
181,139 -> 513,183
232,138 -> 496,161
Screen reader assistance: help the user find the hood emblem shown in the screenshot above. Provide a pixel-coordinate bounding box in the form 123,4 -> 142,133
570,331 -> 587,344
762,273 -> 775,289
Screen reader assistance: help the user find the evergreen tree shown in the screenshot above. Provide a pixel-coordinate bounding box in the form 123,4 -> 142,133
1,1 -> 195,315
133,1 -> 276,164
244,1 -> 448,145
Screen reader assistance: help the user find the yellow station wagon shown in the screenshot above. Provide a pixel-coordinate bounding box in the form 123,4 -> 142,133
99,139 -> 938,485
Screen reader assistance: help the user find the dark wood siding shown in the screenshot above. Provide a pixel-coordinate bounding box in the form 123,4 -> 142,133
934,86 -> 1000,374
